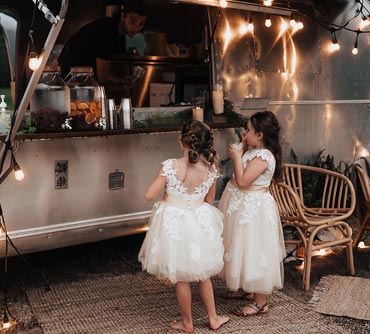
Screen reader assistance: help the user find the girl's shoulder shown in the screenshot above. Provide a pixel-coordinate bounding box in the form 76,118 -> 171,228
160,158 -> 177,177
244,148 -> 275,165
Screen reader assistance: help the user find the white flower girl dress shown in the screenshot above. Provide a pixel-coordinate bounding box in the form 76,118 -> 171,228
139,159 -> 224,283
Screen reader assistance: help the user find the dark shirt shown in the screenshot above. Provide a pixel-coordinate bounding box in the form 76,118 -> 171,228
59,17 -> 125,78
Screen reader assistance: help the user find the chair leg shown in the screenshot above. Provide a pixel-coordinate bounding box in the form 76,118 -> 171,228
346,241 -> 355,275
303,250 -> 312,291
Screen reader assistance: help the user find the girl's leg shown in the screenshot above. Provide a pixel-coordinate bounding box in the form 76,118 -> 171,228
235,293 -> 269,315
254,293 -> 267,308
171,282 -> 194,333
198,279 -> 230,330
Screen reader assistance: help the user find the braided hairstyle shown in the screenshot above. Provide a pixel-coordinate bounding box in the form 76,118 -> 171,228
249,111 -> 283,181
181,120 -> 218,167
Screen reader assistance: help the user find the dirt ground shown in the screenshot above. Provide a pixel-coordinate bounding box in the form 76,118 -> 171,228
0,232 -> 369,334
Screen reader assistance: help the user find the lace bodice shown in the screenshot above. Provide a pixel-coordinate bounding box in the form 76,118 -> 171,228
242,148 -> 276,187
161,159 -> 218,202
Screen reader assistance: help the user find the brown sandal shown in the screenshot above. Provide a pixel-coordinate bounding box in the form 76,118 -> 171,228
233,301 -> 268,317
221,289 -> 254,301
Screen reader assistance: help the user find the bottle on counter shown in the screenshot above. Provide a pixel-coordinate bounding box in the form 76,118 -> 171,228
65,67 -> 102,131
30,66 -> 71,132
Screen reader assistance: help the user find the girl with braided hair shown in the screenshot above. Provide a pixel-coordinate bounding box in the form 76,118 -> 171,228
139,120 -> 229,332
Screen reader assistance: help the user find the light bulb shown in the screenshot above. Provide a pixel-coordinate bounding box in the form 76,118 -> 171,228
14,168 -> 25,181
2,313 -> 10,329
219,0 -> 227,8
263,0 -> 272,6
29,53 -> 42,71
297,19 -> 304,29
239,23 -> 248,35
352,31 -> 359,55
265,15 -> 272,27
247,16 -> 254,33
358,241 -> 365,248
329,29 -> 340,52
3,322 -> 10,329
329,42 -> 340,51
13,161 -> 25,181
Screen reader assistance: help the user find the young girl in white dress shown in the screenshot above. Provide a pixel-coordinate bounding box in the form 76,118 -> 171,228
218,111 -> 286,316
138,120 -> 229,333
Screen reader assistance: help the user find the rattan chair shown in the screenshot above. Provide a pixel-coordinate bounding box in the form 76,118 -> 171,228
270,164 -> 355,290
353,164 -> 370,250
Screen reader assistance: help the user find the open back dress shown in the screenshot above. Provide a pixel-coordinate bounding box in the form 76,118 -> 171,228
138,158 -> 224,283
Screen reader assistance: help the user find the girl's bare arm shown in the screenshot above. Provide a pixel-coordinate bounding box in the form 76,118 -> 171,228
145,167 -> 166,201
204,181 -> 216,204
229,145 -> 268,189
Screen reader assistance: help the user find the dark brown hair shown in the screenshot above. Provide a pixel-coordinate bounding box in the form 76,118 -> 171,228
181,120 -> 218,167
249,111 -> 282,181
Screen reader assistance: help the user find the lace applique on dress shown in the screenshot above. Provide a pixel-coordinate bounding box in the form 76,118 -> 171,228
195,206 -> 216,239
163,206 -> 184,241
226,186 -> 244,215
161,159 -> 185,195
242,149 -> 275,187
161,159 -> 218,200
150,237 -> 161,255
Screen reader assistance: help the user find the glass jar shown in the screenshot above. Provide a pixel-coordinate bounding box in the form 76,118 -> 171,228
30,66 -> 70,132
65,67 -> 102,131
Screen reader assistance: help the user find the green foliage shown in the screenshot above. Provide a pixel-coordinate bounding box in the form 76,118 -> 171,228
289,148 -> 351,176
289,148 -> 352,207
223,99 -> 248,127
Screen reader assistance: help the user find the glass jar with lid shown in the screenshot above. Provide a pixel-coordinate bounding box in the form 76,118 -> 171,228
65,67 -> 102,131
30,66 -> 70,132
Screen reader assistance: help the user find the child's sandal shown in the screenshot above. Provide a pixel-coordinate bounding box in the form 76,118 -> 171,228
232,301 -> 268,317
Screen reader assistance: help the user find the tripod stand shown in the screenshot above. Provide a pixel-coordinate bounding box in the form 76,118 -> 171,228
0,204 -> 50,330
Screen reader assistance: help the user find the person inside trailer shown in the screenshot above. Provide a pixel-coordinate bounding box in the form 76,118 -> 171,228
58,0 -> 148,89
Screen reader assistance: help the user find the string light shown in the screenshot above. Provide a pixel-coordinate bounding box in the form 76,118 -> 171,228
297,17 -> 303,30
263,0 -> 272,6
358,241 -> 366,249
247,15 -> 254,33
219,0 -> 228,8
328,28 -> 340,52
11,152 -> 24,181
290,13 -> 297,28
265,14 -> 272,27
28,28 -> 42,71
352,30 -> 359,55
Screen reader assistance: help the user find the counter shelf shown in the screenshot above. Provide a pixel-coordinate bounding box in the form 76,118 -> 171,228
0,121 -> 240,142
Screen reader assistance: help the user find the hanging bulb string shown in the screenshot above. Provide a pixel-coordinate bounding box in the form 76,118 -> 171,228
0,141 -> 13,185
28,0 -> 40,58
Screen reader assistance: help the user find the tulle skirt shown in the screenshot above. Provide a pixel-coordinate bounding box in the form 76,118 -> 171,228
218,182 -> 286,294
138,201 -> 224,283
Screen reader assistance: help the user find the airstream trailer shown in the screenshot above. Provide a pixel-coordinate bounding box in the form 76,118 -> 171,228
0,0 -> 369,256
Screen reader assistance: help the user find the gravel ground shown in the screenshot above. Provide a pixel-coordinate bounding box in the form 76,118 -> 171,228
0,233 -> 369,334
